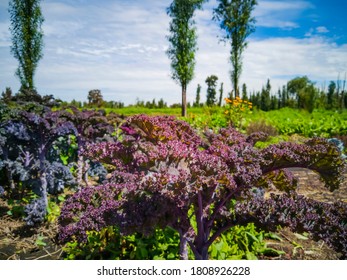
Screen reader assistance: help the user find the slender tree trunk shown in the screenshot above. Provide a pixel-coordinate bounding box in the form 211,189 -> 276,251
182,84 -> 187,117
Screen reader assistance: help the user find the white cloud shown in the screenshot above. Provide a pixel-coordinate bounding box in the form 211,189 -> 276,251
242,37 -> 347,90
316,26 -> 329,33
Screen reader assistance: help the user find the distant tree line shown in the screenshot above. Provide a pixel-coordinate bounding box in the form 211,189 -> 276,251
189,74 -> 347,112
2,76 -> 346,113
248,76 -> 347,112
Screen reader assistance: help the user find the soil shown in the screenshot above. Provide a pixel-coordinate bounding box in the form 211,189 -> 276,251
0,168 -> 346,260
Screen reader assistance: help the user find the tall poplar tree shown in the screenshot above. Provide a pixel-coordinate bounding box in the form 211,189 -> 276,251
205,75 -> 218,107
194,84 -> 201,107
213,0 -> 257,98
166,0 -> 205,117
9,0 -> 44,91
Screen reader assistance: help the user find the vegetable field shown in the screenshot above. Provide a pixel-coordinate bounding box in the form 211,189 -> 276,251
1,103 -> 346,260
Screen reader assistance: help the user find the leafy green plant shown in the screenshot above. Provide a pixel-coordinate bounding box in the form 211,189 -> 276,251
224,96 -> 253,129
6,199 -> 25,217
183,107 -> 227,131
46,199 -> 62,223
63,226 -> 181,260
35,234 -> 47,247
253,135 -> 290,149
6,190 -> 38,218
209,223 -> 284,260
63,223 -> 283,260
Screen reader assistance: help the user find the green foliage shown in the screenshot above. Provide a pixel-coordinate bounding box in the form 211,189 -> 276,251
206,75 -> 219,106
87,89 -> 104,107
6,199 -> 25,218
287,76 -> 318,113
63,223 -> 283,260
63,227 -> 181,260
193,84 -> 202,107
253,135 -> 290,149
6,190 -> 38,218
255,108 -> 347,137
260,79 -> 272,111
46,198 -> 62,223
106,106 -> 347,138
209,223 -> 284,260
52,135 -> 78,166
224,96 -> 253,129
183,107 -> 227,130
35,234 -> 47,247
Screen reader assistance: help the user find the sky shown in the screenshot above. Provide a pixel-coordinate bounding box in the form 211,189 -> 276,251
0,0 -> 347,105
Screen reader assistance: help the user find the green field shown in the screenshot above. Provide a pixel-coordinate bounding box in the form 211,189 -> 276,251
103,106 -> 347,138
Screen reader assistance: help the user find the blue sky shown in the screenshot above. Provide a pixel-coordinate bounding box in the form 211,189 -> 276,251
1,0 -> 347,105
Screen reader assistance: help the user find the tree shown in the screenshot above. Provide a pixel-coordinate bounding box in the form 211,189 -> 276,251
241,83 -> 248,101
88,89 -> 104,107
277,88 -> 282,109
260,79 -> 271,111
213,0 -> 257,98
166,0 -> 206,117
1,88 -> 13,104
205,75 -> 218,106
194,84 -> 201,107
9,0 -> 44,90
281,85 -> 288,108
287,76 -> 317,112
218,82 -> 224,106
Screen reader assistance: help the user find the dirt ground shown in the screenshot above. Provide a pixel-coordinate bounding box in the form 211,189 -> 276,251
0,168 -> 346,260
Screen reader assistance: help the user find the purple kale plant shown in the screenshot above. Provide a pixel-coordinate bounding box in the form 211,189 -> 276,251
235,192 -> 347,258
58,107 -> 115,186
24,197 -> 47,226
58,115 -> 346,260
17,111 -> 77,206
0,110 -> 77,225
